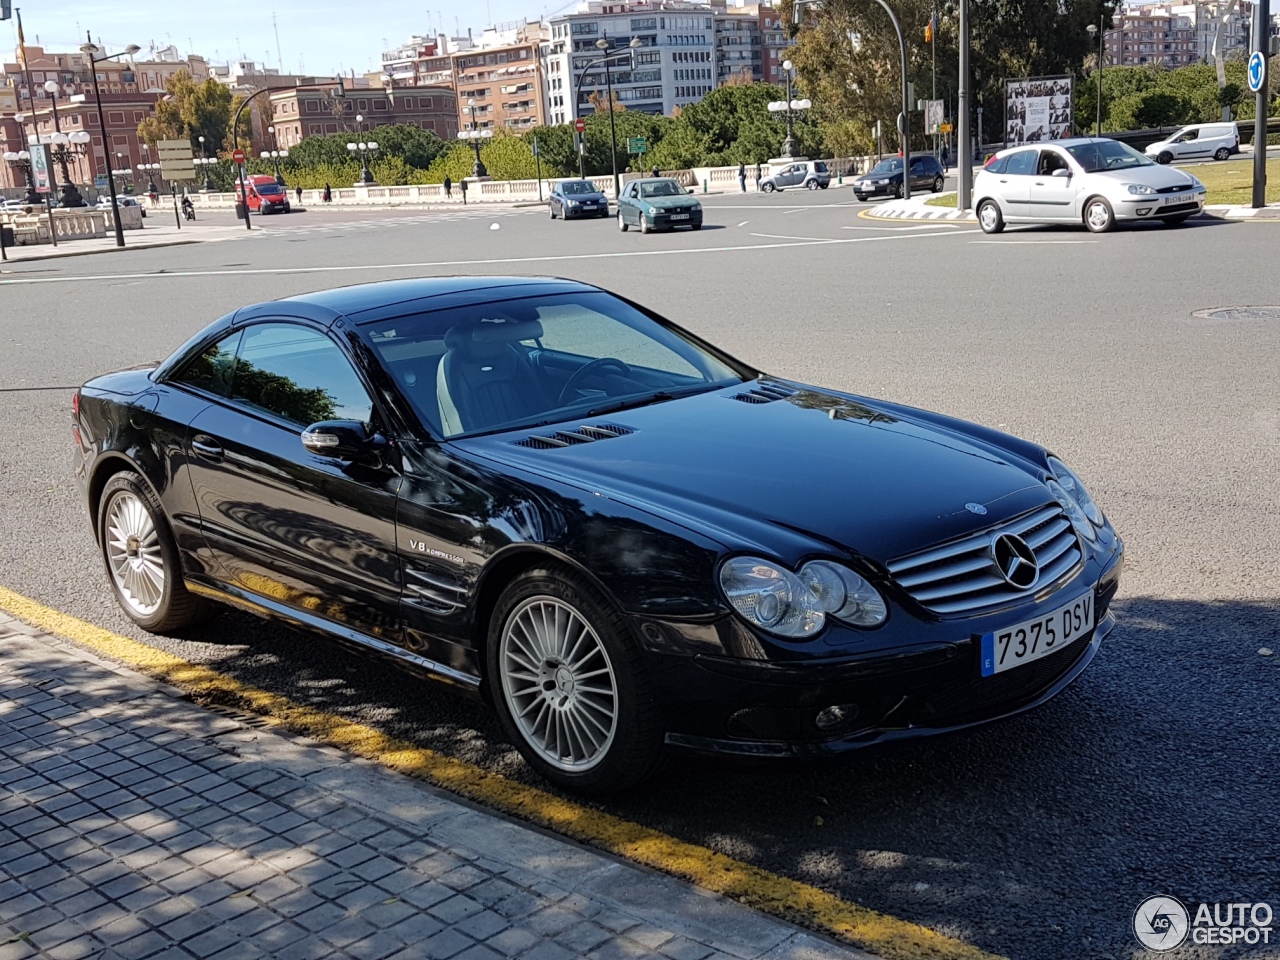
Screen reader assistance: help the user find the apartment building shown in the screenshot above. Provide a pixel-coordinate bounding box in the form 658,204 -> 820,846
267,82 -> 458,147
1103,1 -> 1256,66
454,39 -> 547,131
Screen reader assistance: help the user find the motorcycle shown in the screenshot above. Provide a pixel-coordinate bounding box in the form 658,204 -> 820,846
181,201 -> 195,221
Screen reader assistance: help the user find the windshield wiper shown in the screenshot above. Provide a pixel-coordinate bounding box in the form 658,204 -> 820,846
583,382 -> 721,418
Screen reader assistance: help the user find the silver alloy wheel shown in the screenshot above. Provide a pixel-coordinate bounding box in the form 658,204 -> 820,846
104,491 -> 165,617
1086,200 -> 1111,231
499,596 -> 618,772
979,202 -> 999,232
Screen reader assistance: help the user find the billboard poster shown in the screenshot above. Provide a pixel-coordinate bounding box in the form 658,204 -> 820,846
1004,75 -> 1073,146
30,143 -> 54,193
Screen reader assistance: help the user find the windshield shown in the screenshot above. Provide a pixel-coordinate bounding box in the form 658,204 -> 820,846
367,291 -> 744,439
256,183 -> 284,195
560,181 -> 596,195
870,159 -> 903,175
1066,140 -> 1153,172
638,180 -> 685,198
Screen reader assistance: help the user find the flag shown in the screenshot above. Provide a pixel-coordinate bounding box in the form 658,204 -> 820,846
16,8 -> 28,68
924,13 -> 937,43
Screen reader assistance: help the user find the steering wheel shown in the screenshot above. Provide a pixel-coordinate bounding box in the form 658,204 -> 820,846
557,358 -> 632,406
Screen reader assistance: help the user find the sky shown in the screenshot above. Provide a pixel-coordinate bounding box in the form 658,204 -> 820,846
8,0 -> 582,76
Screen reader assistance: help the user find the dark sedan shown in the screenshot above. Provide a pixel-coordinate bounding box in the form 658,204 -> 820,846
75,277 -> 1123,793
548,180 -> 609,220
853,154 -> 947,200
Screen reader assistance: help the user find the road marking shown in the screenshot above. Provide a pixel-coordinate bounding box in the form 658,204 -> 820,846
841,224 -> 961,231
737,221 -> 749,227
969,239 -> 1098,244
0,229 -> 986,286
0,585 -> 1002,960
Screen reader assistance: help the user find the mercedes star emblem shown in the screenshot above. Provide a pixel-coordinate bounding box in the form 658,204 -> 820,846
990,533 -> 1039,589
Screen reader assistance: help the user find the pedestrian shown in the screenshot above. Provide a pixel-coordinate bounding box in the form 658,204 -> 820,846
737,162 -> 746,193
443,175 -> 452,199
754,162 -> 762,191
322,183 -> 332,203
650,166 -> 659,178
460,178 -> 467,205
295,185 -> 302,205
940,144 -> 950,173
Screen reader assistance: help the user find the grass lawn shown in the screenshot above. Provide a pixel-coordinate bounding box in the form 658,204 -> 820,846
925,193 -> 957,208
1193,158 -> 1280,205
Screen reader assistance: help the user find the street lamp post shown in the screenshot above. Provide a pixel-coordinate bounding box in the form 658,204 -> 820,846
457,129 -> 493,178
42,80 -> 88,206
263,126 -> 288,185
197,135 -> 214,191
570,37 -> 643,198
767,60 -> 812,159
140,144 -> 159,195
345,117 -> 379,185
1086,22 -> 1104,136
9,113 -> 41,204
79,34 -> 141,247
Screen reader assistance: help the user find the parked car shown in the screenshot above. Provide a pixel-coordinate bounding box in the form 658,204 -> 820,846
96,195 -> 146,218
1144,122 -> 1239,164
236,174 -> 291,214
549,180 -> 609,219
758,160 -> 831,192
974,137 -> 1206,234
617,178 -> 702,233
852,154 -> 946,200
75,276 -> 1122,793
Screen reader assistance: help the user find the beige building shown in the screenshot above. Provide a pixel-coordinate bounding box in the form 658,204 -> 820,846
267,82 -> 458,147
454,38 -> 547,132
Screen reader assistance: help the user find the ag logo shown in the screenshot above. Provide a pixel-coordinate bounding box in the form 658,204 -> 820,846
1134,895 -> 1190,951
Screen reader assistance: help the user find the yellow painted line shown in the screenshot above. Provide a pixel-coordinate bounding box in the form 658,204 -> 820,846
0,585 -> 1003,960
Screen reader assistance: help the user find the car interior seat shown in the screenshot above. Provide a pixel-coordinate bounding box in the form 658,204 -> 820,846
436,319 -> 550,437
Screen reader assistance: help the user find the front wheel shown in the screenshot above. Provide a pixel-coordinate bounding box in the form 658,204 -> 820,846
894,181 -> 904,199
932,175 -> 945,193
98,471 -> 211,632
488,566 -> 664,793
761,182 -> 776,193
1162,214 -> 1192,226
691,222 -> 702,230
854,193 -> 868,202
1157,151 -> 1173,165
1214,147 -> 1230,161
639,213 -> 651,234
977,199 -> 1005,234
618,211 -> 628,232
549,204 -> 557,219
1084,196 -> 1115,233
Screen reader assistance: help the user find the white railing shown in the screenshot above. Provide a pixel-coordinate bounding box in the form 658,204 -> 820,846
0,208 -> 108,244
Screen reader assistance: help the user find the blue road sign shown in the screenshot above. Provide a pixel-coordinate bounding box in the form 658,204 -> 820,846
1248,51 -> 1266,93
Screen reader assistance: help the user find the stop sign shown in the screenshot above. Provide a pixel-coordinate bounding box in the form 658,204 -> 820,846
231,149 -> 246,164
574,118 -> 585,133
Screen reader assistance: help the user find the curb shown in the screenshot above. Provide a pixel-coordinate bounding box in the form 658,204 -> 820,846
1,237 -> 207,265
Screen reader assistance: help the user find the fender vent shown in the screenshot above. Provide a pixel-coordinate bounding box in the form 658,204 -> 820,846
512,423 -> 634,449
731,381 -> 798,404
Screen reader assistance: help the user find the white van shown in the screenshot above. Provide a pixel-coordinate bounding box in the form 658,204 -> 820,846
1144,123 -> 1239,163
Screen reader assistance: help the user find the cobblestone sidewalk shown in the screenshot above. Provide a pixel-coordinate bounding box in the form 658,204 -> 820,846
0,614 -> 872,960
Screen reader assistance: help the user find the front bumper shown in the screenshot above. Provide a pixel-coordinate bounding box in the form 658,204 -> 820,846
565,203 -> 607,218
654,547 -> 1123,757
1118,192 -> 1205,219
853,182 -> 896,197
651,211 -> 702,228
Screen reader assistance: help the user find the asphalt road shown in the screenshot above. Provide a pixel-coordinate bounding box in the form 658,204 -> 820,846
2,192 -> 1278,960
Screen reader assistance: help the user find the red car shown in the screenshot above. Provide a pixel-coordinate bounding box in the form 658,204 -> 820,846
236,174 -> 291,214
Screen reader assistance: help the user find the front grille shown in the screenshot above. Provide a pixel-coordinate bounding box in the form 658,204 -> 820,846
1156,185 -> 1191,194
888,504 -> 1082,615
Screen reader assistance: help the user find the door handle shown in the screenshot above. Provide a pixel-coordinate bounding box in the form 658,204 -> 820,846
191,436 -> 224,460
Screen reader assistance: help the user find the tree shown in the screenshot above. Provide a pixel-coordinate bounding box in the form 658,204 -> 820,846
135,70 -> 236,153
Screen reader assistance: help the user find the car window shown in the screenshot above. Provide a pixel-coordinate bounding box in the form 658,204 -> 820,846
639,180 -> 684,198
172,330 -> 243,397
813,161 -> 828,173
626,183 -> 638,198
1004,150 -> 1038,176
1037,150 -> 1069,175
1066,140 -> 1153,172
230,323 -> 373,427
984,155 -> 1009,174
561,181 -> 594,195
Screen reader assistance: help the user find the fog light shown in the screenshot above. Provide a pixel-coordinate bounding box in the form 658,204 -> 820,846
814,704 -> 858,730
1136,207 -> 1151,216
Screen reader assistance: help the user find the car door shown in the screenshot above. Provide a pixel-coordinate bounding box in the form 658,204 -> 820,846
1028,148 -> 1078,220
183,320 -> 403,638
995,149 -> 1037,219
622,182 -> 640,222
1173,129 -> 1205,159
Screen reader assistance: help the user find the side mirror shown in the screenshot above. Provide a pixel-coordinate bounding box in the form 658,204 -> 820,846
302,420 -> 369,460
687,187 -> 695,194
1051,168 -> 1071,178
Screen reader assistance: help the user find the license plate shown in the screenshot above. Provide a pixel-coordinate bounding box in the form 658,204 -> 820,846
980,592 -> 1095,677
1165,193 -> 1190,205
668,213 -> 689,220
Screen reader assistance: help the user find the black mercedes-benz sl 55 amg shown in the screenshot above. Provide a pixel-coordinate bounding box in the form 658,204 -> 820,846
74,276 -> 1124,792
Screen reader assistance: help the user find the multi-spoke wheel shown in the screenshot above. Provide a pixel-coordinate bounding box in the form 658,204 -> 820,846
97,471 -> 210,631
1084,196 -> 1115,233
488,565 -> 664,793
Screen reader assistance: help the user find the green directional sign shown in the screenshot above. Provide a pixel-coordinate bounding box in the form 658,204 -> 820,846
627,136 -> 647,155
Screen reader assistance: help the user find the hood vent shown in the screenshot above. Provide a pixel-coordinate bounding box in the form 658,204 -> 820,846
512,423 -> 634,449
731,380 -> 798,404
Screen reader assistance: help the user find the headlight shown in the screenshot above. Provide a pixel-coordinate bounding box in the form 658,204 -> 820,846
1047,456 -> 1104,527
1047,479 -> 1096,543
646,206 -> 658,215
718,557 -> 887,638
1126,183 -> 1157,196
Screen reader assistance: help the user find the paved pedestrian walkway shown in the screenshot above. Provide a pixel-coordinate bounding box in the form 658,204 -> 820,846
0,614 -> 872,960
0,221 -> 247,264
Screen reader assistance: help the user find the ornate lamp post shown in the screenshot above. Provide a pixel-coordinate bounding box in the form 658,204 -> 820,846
80,34 -> 141,247
139,144 -> 159,195
262,125 -> 288,185
767,60 -> 812,159
346,116 -> 378,185
457,128 -> 493,178
8,113 -> 42,204
41,80 -> 88,206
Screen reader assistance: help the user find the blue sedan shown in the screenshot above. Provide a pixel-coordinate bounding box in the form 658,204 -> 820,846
549,180 -> 609,220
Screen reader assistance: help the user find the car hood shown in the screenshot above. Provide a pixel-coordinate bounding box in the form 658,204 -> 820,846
562,193 -> 607,201
641,196 -> 698,209
1089,165 -> 1200,190
458,383 -> 1053,564
857,171 -> 903,182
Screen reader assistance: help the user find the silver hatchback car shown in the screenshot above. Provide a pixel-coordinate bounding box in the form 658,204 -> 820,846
973,137 -> 1206,234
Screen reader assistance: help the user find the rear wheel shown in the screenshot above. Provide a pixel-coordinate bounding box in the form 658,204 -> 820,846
98,471 -> 211,632
618,210 -> 628,232
806,179 -> 820,190
977,199 -> 1005,234
932,175 -> 945,193
1214,147 -> 1230,161
487,565 -> 664,793
1084,196 -> 1115,233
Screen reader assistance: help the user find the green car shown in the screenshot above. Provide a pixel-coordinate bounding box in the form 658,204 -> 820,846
617,178 -> 703,233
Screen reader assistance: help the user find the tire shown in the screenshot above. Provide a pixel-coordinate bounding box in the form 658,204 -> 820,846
691,223 -> 702,230
894,181 -> 904,199
1214,147 -> 1230,161
977,199 -> 1005,234
806,179 -> 820,190
761,182 -> 776,193
1084,196 -> 1116,233
1162,213 -> 1192,226
1157,151 -> 1173,165
97,471 -> 211,632
549,204 -> 556,219
932,175 -> 945,193
486,564 -> 665,793
618,211 -> 628,232
820,182 -> 829,189
639,213 -> 651,234
854,194 -> 868,202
